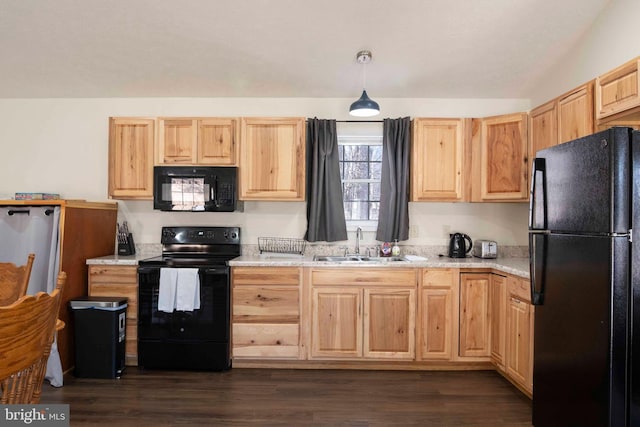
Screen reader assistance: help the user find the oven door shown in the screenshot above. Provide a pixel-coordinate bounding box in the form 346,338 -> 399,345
137,266 -> 230,343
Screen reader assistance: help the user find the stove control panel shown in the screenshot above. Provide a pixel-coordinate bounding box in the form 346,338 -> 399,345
161,226 -> 241,245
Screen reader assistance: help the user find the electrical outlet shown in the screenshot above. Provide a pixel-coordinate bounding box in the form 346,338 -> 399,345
442,224 -> 451,237
410,225 -> 419,238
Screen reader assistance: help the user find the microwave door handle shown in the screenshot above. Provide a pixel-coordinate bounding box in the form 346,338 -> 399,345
214,176 -> 220,207
210,177 -> 218,206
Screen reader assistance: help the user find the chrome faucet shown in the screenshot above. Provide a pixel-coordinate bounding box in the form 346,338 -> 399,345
355,227 -> 362,255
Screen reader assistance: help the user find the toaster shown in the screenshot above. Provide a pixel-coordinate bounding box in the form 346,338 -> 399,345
473,240 -> 498,259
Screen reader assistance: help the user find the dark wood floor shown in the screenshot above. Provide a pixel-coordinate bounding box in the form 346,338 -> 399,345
40,368 -> 532,426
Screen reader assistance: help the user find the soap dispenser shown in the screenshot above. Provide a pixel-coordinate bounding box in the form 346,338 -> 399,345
392,239 -> 401,257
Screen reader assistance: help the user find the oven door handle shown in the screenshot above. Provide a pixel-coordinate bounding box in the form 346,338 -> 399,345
204,267 -> 229,274
137,267 -> 158,274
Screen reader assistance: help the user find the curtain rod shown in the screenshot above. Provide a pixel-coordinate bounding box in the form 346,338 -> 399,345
306,119 -> 384,123
338,120 -> 383,123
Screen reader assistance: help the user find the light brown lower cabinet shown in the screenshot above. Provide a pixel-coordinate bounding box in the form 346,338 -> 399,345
459,273 -> 491,358
490,273 -> 507,369
504,276 -> 534,394
231,267 -> 302,359
310,268 -> 417,360
88,265 -> 139,366
418,269 -> 458,360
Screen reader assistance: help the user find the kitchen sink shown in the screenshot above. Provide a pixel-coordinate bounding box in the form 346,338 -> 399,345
313,255 -> 409,263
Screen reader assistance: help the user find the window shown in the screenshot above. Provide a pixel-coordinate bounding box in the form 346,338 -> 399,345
338,134 -> 383,227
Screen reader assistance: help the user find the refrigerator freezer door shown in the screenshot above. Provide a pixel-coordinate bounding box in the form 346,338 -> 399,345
532,233 -> 628,427
534,127 -> 632,234
630,129 -> 640,426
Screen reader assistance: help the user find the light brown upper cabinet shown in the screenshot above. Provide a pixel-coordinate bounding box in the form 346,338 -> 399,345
529,100 -> 558,156
411,118 -> 469,202
557,81 -> 594,144
528,100 -> 557,189
596,57 -> 640,120
157,117 -> 238,165
239,117 -> 306,201
108,117 -> 155,199
477,113 -> 529,202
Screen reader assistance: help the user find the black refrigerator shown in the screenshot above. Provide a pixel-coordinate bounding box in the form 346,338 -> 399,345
529,127 -> 640,426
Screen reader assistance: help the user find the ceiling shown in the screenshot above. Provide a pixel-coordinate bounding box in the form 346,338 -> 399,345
0,0 -> 611,99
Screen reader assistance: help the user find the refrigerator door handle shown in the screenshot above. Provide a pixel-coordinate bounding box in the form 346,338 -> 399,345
529,232 -> 546,305
529,157 -> 547,230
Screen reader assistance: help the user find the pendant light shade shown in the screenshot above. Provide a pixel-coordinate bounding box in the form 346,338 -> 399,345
349,50 -> 379,117
349,90 -> 380,117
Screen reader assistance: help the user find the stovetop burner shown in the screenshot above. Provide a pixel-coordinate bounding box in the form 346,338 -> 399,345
139,226 -> 241,267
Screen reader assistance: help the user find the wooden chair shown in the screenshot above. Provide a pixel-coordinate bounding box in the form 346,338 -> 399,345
0,253 -> 35,306
0,271 -> 66,404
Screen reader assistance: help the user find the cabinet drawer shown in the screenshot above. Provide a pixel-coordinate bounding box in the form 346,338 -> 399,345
232,267 -> 300,286
422,269 -> 455,288
233,286 -> 299,323
509,277 -> 531,303
311,268 -> 416,286
89,283 -> 138,304
89,265 -> 138,284
233,323 -> 299,358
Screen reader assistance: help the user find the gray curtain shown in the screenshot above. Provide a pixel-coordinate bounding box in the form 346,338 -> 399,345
305,118 -> 348,242
0,205 -> 63,386
376,117 -> 411,242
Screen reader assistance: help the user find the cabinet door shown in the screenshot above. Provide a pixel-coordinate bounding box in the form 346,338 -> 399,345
490,274 -> 507,369
480,113 -> 528,201
529,100 -> 557,189
506,296 -> 532,391
108,118 -> 154,199
418,269 -> 456,360
596,57 -> 640,120
363,287 -> 415,359
459,273 -> 491,358
88,265 -> 139,366
411,118 -> 466,201
557,81 -> 594,144
198,118 -> 238,165
239,117 -> 306,200
311,287 -> 362,358
157,118 -> 197,164
419,287 -> 453,360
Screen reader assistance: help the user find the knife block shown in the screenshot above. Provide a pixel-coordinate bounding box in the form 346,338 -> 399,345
118,233 -> 136,256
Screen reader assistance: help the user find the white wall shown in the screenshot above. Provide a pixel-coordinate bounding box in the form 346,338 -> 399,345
530,0 -> 640,106
0,97 -> 530,247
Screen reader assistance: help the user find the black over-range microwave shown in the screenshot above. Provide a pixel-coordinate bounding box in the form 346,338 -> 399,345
153,166 -> 239,212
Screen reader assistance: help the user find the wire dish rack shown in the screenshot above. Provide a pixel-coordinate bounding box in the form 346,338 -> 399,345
258,237 -> 307,255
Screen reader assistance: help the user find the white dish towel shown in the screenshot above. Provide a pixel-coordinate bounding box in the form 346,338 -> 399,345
175,268 -> 201,311
158,268 -> 178,313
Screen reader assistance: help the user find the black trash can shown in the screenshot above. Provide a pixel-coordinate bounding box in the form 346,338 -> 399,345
69,296 -> 127,379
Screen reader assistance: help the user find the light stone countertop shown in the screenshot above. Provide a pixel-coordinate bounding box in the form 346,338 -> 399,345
86,253 -> 530,279
228,255 -> 530,279
86,253 -> 161,266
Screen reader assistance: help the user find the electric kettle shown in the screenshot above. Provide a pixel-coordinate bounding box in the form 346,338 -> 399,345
448,233 -> 473,258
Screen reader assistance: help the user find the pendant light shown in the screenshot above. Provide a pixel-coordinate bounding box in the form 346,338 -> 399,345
349,50 -> 380,117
